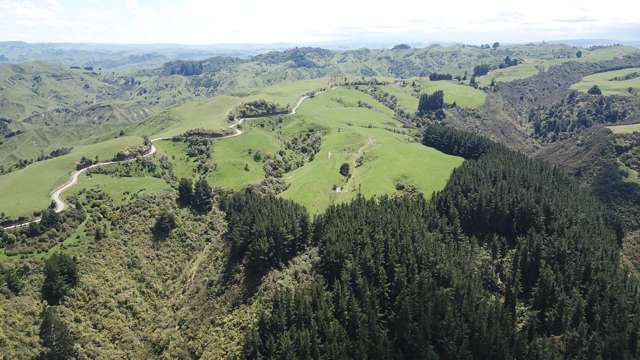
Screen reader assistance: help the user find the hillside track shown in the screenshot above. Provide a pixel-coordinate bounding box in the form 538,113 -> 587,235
3,94 -> 314,230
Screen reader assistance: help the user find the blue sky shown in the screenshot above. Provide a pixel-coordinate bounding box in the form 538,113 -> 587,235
0,0 -> 639,44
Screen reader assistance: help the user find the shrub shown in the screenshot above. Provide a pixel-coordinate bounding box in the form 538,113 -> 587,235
153,211 -> 177,239
39,307 -> 76,359
588,85 -> 602,95
41,253 -> 78,305
192,178 -> 213,214
339,163 -> 350,177
177,178 -> 193,207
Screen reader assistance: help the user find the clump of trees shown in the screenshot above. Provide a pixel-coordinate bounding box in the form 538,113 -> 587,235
171,129 -> 230,175
192,178 -> 214,213
588,84 -> 603,95
39,306 -> 76,359
339,163 -> 350,177
76,156 -> 96,170
391,44 -> 411,50
422,124 -> 500,159
418,90 -> 445,114
176,177 -> 214,214
113,145 -> 149,161
244,127 -> 640,359
41,253 -> 79,305
473,64 -> 491,76
219,191 -> 311,285
428,72 -> 453,81
153,211 -> 177,239
178,178 -> 193,207
499,56 -> 520,69
230,100 -> 289,120
255,128 -> 322,195
163,60 -> 204,76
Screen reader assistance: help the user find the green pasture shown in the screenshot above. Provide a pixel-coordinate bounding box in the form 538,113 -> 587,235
608,123 -> 640,134
0,136 -> 141,218
571,67 -> 640,96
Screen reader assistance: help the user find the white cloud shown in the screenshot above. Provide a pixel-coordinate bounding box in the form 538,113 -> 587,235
0,0 -> 639,44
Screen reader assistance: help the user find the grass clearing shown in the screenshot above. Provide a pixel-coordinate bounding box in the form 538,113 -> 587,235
63,173 -> 173,204
382,79 -> 486,112
155,140 -> 196,179
479,62 -> 541,85
207,127 -> 281,190
204,88 -> 462,214
0,136 -> 141,218
280,89 -> 463,213
133,78 -> 330,139
608,123 -> 640,134
571,67 -> 640,96
480,46 -> 640,85
415,79 -> 486,108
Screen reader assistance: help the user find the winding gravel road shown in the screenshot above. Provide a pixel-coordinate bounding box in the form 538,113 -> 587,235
2,94 -> 311,230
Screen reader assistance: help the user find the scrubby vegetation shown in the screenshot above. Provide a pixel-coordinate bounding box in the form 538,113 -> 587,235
88,155 -> 175,184
230,100 -> 289,119
0,147 -> 72,175
5,42 -> 640,359
1,207 -> 84,256
529,91 -> 639,141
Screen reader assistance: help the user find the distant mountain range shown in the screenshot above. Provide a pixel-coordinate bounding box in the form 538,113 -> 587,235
548,39 -> 640,48
1,39 -> 638,69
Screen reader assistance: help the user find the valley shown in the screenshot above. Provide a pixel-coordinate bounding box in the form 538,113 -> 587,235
3,40 -> 640,359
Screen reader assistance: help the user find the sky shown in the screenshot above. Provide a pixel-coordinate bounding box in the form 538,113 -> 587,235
0,0 -> 639,45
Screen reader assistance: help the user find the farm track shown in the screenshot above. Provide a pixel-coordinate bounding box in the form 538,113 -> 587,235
3,94 -> 313,230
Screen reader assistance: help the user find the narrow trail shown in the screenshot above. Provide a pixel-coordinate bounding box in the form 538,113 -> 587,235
3,94 -> 312,230
342,137 -> 375,193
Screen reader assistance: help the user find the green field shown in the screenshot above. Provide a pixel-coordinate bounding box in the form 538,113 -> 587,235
382,79 -> 486,112
132,78 -> 330,139
624,166 -> 640,184
282,89 -> 463,213
0,136 -> 141,218
205,88 -> 463,213
608,123 -> 640,134
572,67 -> 640,96
480,46 -> 640,85
63,173 -> 173,204
479,62 -> 540,85
155,140 -> 196,179
1,80 -> 460,219
206,127 -> 281,189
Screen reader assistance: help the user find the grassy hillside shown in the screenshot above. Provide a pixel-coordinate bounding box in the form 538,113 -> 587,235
206,128 -> 281,189
571,67 -> 640,96
281,89 -> 463,213
381,79 -> 486,111
202,88 -> 463,214
478,62 -> 540,85
609,123 -> 640,134
0,62 -> 198,164
0,136 -> 141,218
62,174 -> 173,204
133,78 -> 329,139
479,46 -> 640,85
